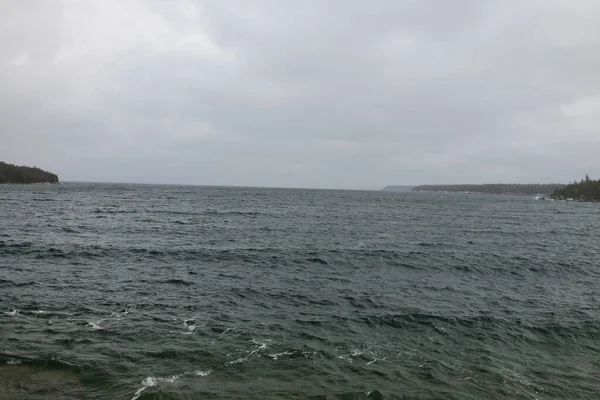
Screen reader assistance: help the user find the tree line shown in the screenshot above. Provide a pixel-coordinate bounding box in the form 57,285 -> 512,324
0,161 -> 59,184
550,175 -> 600,202
412,183 -> 565,195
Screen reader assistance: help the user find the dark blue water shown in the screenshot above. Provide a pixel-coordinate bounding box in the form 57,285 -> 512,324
1,183 -> 599,399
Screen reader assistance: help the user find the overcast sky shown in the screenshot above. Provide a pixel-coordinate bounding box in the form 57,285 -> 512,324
1,1 -> 599,189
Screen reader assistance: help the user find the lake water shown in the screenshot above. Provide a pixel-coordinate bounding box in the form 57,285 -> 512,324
1,183 -> 599,399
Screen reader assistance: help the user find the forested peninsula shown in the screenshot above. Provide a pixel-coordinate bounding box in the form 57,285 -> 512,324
550,175 -> 600,202
0,161 -> 59,184
410,184 -> 564,195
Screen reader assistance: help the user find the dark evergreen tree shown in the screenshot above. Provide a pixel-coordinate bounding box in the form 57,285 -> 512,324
550,175 -> 600,202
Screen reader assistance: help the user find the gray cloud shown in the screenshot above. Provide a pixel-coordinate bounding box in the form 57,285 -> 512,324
1,0 -> 599,188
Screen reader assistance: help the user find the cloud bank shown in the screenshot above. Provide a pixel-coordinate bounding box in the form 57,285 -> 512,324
1,0 -> 599,188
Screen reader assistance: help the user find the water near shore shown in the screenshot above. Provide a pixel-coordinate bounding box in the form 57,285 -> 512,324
1,183 -> 599,399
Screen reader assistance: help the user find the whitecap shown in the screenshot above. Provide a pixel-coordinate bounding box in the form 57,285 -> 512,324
218,327 -> 234,338
226,339 -> 268,366
225,357 -> 247,366
268,351 -> 293,360
96,309 -> 132,325
131,377 -> 156,400
162,375 -> 179,383
4,309 -> 19,316
142,377 -> 156,386
182,319 -> 198,334
87,321 -> 102,330
109,310 -> 129,319
338,347 -> 382,364
366,357 -> 385,366
130,370 -> 211,399
250,339 -> 267,354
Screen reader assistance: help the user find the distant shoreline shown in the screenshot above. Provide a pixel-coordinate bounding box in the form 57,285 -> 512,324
383,179 -> 599,202
383,183 -> 565,196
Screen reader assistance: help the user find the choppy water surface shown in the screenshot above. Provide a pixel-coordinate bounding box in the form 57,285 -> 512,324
1,183 -> 599,399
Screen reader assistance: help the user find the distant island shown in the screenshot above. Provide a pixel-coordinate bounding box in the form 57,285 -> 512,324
408,183 -> 565,195
381,185 -> 414,192
550,175 -> 599,202
0,161 -> 59,184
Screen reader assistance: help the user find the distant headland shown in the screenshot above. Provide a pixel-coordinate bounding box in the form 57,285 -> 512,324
550,175 -> 599,202
0,161 -> 59,184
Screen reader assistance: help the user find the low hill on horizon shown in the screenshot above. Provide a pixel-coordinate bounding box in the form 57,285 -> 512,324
383,183 -> 566,195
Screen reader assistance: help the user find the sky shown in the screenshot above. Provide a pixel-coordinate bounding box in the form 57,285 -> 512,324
1,0 -> 599,189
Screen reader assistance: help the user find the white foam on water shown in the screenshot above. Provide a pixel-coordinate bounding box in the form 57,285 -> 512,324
250,339 -> 267,354
97,309 -> 132,326
131,377 -> 156,400
366,357 -> 385,366
337,348 -> 363,363
218,327 -> 234,337
87,321 -> 102,330
268,351 -> 293,360
226,338 -> 268,366
142,377 -> 157,386
212,327 -> 237,344
162,375 -> 179,383
32,310 -> 46,314
4,309 -> 19,316
182,319 -> 200,335
337,347 -> 382,364
131,370 -> 211,399
109,310 -> 129,319
225,357 -> 247,366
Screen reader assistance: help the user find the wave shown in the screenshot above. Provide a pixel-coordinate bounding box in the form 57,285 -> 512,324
93,209 -> 139,214
0,241 -> 33,248
307,257 -> 329,265
0,244 -> 426,265
162,279 -> 194,286
0,352 -> 78,371
0,279 -> 38,288
359,312 -> 600,342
